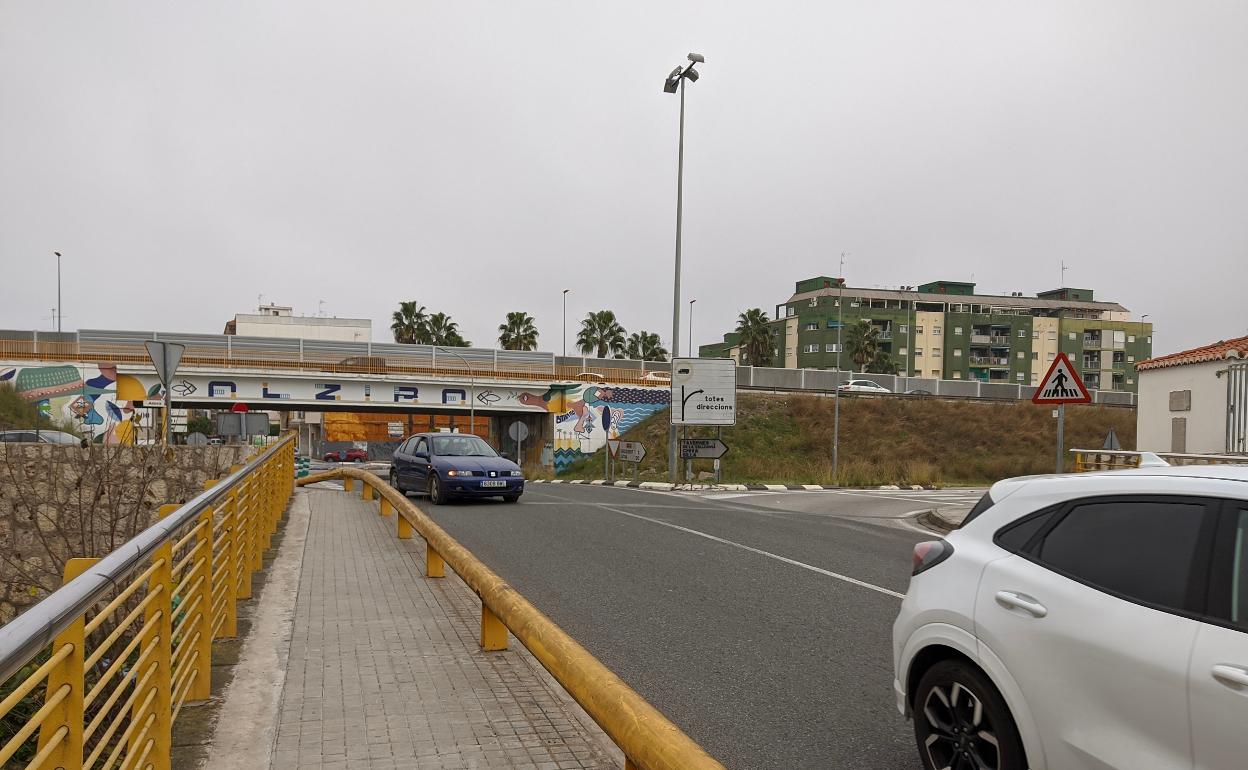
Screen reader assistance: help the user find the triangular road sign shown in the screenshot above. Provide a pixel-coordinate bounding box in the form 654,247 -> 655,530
607,439 -> 622,458
1032,352 -> 1091,404
144,340 -> 186,387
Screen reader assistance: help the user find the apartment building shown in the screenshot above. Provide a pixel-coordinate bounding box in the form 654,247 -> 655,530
699,277 -> 1152,392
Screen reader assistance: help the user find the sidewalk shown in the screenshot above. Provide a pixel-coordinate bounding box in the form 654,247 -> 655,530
204,486 -> 620,770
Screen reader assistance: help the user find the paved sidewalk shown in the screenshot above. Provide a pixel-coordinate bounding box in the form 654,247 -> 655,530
212,487 -> 620,770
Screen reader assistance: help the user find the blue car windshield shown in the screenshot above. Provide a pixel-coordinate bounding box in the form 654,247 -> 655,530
431,435 -> 498,457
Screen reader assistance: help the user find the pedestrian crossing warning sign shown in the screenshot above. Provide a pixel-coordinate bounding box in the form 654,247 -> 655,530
1032,352 -> 1091,404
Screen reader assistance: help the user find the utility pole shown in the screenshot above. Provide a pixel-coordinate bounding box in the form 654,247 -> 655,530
833,252 -> 847,484
562,289 -> 570,359
53,251 -> 62,333
688,299 -> 696,354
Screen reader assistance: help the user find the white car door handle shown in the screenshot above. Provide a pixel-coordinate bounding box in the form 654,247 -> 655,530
1211,665 -> 1248,688
995,591 -> 1048,618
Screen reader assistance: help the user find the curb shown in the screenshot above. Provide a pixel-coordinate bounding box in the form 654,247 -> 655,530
528,480 -> 935,492
917,507 -> 964,534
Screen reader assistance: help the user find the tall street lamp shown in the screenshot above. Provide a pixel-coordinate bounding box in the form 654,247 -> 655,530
438,347 -> 475,436
833,252 -> 847,484
688,299 -> 696,354
53,251 -> 62,333
562,289 -> 570,359
664,52 -> 705,483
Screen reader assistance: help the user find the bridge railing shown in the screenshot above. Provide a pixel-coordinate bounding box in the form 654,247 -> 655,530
297,467 -> 725,770
0,434 -> 295,770
1070,448 -> 1248,472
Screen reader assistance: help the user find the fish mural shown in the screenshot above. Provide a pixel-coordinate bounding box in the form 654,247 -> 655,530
523,383 -> 670,474
0,363 -> 147,444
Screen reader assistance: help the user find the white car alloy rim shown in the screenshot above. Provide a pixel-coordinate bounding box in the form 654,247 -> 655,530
922,682 -> 1000,770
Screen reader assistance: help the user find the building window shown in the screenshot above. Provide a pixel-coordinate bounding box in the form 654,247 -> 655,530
1048,331 -> 1057,340
803,344 -> 818,353
899,347 -> 908,356
915,348 -> 924,356
953,371 -> 962,379
1128,335 -> 1135,343
1017,329 -> 1026,338
933,326 -> 942,335
805,322 -> 819,331
787,306 -> 795,317
1048,352 -> 1056,360
849,301 -> 860,308
899,324 -> 909,334
1031,374 -> 1039,385
825,343 -> 841,353
1017,351 -> 1025,359
933,347 -> 941,355
1016,372 -> 1024,381
915,325 -> 924,334
1069,332 -> 1077,340
931,370 -> 940,377
1031,352 -> 1039,360
953,349 -> 962,357
1033,330 -> 1040,339
1128,378 -> 1134,384
1147,336 -> 1152,343
1127,355 -> 1135,362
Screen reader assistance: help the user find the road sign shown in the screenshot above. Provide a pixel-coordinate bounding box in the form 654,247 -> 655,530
671,358 -> 736,426
607,439 -> 621,458
387,421 -> 404,438
142,399 -> 166,408
679,438 -> 729,460
143,340 -> 185,387
617,441 -> 646,463
1032,352 -> 1091,404
508,421 -> 530,442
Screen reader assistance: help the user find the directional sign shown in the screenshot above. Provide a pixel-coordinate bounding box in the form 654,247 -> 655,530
1032,352 -> 1091,404
617,441 -> 646,463
387,421 -> 404,438
679,438 -> 729,460
671,358 -> 736,426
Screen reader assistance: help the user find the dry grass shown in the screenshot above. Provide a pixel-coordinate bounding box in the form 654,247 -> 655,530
560,393 -> 1136,487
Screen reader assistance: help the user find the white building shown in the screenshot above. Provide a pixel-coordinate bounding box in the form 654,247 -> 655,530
1136,335 -> 1248,454
224,303 -> 371,342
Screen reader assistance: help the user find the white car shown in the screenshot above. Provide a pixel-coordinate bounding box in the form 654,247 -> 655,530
838,379 -> 891,393
640,371 -> 671,383
893,463 -> 1248,770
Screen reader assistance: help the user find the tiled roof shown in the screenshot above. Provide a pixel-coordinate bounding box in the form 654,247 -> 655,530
1136,335 -> 1248,371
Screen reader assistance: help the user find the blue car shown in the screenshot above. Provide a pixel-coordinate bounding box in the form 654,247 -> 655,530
389,433 -> 524,504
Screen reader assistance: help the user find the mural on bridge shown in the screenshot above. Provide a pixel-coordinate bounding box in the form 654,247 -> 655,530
0,363 -> 157,444
513,384 -> 670,473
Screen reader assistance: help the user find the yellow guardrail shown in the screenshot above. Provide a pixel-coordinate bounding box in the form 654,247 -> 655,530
0,435 -> 296,770
1070,448 -> 1248,472
0,340 -> 660,387
296,467 -> 725,770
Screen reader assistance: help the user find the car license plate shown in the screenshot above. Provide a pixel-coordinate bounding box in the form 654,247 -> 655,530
480,480 -> 507,488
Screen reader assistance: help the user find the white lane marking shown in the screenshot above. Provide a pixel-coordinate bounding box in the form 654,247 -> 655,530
594,503 -> 906,599
703,493 -> 755,500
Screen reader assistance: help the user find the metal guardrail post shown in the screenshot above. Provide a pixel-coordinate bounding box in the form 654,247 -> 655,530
188,506 -> 215,701
35,557 -> 95,770
211,479 -> 239,639
133,511 -> 175,770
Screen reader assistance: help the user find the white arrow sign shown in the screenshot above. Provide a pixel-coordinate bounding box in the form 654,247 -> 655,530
671,358 -> 736,426
679,438 -> 729,460
617,441 -> 646,463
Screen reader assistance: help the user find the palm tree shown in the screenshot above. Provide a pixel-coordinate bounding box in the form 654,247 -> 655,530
734,308 -> 774,367
622,331 -> 668,362
845,319 -> 882,372
576,311 -> 627,359
390,300 -> 429,344
427,312 -> 469,347
498,312 -> 539,351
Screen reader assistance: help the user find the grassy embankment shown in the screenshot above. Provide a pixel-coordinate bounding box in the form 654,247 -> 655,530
545,393 -> 1134,487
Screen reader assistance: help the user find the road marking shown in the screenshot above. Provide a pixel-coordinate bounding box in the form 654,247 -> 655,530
594,503 -> 906,599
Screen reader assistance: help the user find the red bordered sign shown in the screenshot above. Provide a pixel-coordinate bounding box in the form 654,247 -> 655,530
1032,352 -> 1092,404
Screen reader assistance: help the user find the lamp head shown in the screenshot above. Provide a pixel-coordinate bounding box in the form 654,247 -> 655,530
687,53 -> 705,63
685,67 -> 700,82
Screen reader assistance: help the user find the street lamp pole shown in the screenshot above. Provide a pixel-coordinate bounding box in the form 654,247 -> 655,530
562,289 -> 570,359
664,53 -> 704,483
833,252 -> 847,484
53,251 -> 62,333
438,347 -> 475,436
688,299 -> 696,354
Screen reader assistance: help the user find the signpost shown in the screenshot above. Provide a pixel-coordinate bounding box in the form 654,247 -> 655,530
608,440 -> 646,481
1032,352 -> 1092,473
508,421 -> 529,466
143,340 -> 186,447
678,438 -> 729,460
671,358 -> 736,483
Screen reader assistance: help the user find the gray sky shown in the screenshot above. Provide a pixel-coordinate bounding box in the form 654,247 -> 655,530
2,1 -> 1245,357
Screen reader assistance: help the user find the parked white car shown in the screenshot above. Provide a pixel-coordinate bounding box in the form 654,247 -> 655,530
640,371 -> 671,383
893,464 -> 1248,770
838,379 -> 891,393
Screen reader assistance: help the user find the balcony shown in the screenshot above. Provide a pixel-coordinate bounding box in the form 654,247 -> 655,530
990,335 -> 1011,346
970,334 -> 992,345
1083,336 -> 1102,349
969,356 -> 991,366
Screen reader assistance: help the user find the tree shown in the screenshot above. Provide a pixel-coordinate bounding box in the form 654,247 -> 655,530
186,414 -> 214,436
845,320 -> 882,372
426,312 -> 469,347
867,350 -> 899,375
576,311 -> 627,359
734,308 -> 774,367
0,384 -> 45,431
391,301 -> 430,344
497,312 -> 539,351
622,331 -> 668,362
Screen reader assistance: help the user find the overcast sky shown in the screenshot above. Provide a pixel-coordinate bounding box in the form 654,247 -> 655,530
2,1 -> 1245,357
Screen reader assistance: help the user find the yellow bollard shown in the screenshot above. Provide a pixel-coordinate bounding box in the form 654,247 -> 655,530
426,545 -> 445,578
379,497 -> 393,517
480,604 -> 508,651
397,511 -> 413,540
343,477 -> 355,493
363,483 -> 375,501
37,557 -> 97,770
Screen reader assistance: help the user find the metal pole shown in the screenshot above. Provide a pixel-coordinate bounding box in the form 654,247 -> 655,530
668,77 -> 686,484
689,299 -> 696,356
439,347 -> 475,435
1056,403 -> 1065,473
832,254 -> 845,484
562,289 -> 569,359
56,252 -> 62,333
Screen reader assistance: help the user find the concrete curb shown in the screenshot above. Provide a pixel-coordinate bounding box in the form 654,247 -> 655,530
917,507 -> 966,534
528,480 -> 936,492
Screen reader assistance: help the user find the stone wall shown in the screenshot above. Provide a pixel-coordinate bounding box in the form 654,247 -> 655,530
0,443 -> 251,622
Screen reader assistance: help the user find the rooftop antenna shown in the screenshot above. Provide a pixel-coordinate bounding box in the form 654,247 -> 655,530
318,299 -> 326,317
1061,260 -> 1068,287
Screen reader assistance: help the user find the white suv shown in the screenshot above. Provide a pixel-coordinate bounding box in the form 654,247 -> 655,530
838,379 -> 891,394
893,465 -> 1248,770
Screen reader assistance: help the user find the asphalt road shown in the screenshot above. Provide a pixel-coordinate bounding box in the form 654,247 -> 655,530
406,483 -> 981,770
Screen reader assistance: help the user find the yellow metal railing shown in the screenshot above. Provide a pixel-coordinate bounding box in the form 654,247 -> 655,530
0,340 -> 662,387
296,467 -> 725,770
1070,448 -> 1248,472
0,435 -> 296,770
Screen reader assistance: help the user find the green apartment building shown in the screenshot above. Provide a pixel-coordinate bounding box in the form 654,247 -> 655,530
699,277 -> 1152,392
